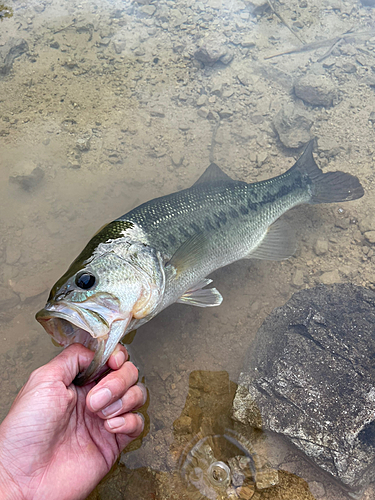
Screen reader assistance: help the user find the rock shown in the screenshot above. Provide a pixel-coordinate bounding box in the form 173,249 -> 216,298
359,215 -> 375,234
0,285 -> 20,312
240,36 -> 256,48
150,105 -> 165,117
140,4 -> 156,16
194,36 -> 228,65
292,269 -> 304,287
233,284 -> 375,496
9,164 -> 44,191
0,38 -> 29,76
246,0 -> 270,15
273,104 -> 312,149
171,153 -> 184,167
76,137 -> 91,151
196,94 -> 207,106
294,75 -> 337,106
313,238 -> 329,256
237,69 -> 253,87
173,416 -> 193,434
319,269 -> 340,284
364,230 -> 375,244
50,41 -> 60,49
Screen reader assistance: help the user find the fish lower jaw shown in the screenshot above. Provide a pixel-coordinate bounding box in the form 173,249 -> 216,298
51,327 -> 107,353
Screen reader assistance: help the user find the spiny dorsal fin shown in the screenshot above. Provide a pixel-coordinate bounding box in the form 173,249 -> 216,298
193,163 -> 235,186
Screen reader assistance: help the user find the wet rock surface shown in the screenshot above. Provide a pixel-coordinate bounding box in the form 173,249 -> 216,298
233,284 -> 375,497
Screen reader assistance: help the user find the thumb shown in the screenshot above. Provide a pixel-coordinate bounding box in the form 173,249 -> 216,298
37,344 -> 95,387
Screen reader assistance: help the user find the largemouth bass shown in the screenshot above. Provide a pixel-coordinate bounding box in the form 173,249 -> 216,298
36,141 -> 364,385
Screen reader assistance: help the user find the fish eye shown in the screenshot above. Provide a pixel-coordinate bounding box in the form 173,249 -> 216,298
75,272 -> 96,290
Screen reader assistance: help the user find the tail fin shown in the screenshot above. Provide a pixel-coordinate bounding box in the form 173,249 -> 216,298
294,140 -> 364,204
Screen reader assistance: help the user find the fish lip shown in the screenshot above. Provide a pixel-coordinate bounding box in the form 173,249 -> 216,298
36,298 -> 132,384
35,299 -> 112,351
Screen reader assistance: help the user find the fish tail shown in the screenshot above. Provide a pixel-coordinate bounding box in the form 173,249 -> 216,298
294,140 -> 364,204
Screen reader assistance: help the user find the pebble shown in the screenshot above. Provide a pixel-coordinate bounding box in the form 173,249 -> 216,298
173,415 -> 193,434
247,0 -> 270,14
196,94 -> 207,106
140,5 -> 156,16
319,270 -> 341,285
76,137 -> 91,151
308,480 -> 325,498
359,216 -> 375,234
292,269 -> 304,287
171,153 -> 184,167
198,106 -> 209,118
236,484 -> 255,499
294,74 -> 337,106
314,238 -> 329,256
364,231 -> 375,244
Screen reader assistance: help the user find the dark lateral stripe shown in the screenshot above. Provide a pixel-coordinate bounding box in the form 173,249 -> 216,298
257,175 -> 305,206
229,207 -> 239,218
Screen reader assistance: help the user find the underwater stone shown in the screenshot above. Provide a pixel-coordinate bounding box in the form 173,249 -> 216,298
194,37 -> 228,65
233,283 -> 375,497
294,74 -> 337,107
273,103 -> 312,149
0,38 -> 29,76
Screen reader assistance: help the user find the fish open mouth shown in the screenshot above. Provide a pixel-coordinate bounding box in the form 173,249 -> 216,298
36,296 -> 132,385
35,309 -> 105,353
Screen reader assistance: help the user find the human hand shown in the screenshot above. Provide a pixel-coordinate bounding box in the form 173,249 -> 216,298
0,343 -> 146,500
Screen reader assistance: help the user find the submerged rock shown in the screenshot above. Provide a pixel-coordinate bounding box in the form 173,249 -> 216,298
273,103 -> 312,149
233,284 -> 375,497
0,38 -> 29,76
9,165 -> 44,191
294,74 -> 337,107
194,37 -> 229,65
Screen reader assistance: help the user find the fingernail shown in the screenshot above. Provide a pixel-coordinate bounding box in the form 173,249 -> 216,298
90,388 -> 112,412
136,412 -> 145,426
138,384 -> 148,405
107,416 -> 125,429
102,399 -> 122,417
114,350 -> 126,368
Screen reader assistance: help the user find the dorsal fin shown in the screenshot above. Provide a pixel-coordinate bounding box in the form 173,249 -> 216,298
193,163 -> 235,186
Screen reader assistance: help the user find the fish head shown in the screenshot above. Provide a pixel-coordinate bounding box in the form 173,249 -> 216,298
36,226 -> 165,384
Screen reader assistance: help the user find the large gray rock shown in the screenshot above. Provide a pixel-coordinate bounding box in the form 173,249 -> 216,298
233,284 -> 375,497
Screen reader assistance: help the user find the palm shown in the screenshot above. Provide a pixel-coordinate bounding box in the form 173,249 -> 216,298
0,344 -> 144,500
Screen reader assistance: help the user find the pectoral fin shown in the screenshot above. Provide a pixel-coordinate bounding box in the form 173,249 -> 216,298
247,219 -> 296,261
168,232 -> 207,276
177,279 -> 223,307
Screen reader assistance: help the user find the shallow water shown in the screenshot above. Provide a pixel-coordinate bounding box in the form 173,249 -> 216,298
0,0 -> 374,498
